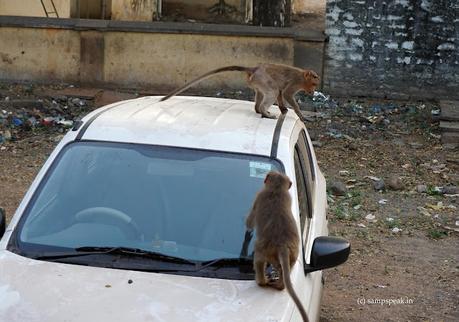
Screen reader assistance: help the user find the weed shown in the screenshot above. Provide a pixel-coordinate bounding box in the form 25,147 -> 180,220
334,205 -> 347,220
428,229 -> 448,239
385,218 -> 401,229
426,185 -> 442,196
356,229 -> 369,239
384,265 -> 390,275
348,211 -> 361,221
347,190 -> 363,208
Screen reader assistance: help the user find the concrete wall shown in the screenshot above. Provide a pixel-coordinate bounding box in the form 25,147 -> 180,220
164,0 -> 239,7
78,0 -> 109,19
161,0 -> 245,22
0,0 -> 74,18
324,0 -> 459,99
292,0 -> 325,14
0,1 -> 321,22
0,27 -> 80,80
0,18 -> 323,92
112,0 -> 159,21
111,0 -> 241,22
104,32 -> 292,89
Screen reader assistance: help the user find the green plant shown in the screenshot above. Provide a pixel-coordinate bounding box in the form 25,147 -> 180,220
428,229 -> 448,239
426,185 -> 442,196
385,218 -> 401,229
356,229 -> 368,239
384,265 -> 390,275
344,190 -> 363,208
348,211 -> 361,221
334,205 -> 347,220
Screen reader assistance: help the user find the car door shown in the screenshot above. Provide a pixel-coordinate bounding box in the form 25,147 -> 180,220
290,128 -> 324,322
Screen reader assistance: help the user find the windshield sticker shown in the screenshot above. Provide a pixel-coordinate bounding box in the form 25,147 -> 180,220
249,161 -> 272,178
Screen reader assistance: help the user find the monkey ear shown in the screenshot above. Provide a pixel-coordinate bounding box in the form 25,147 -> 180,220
303,70 -> 319,79
264,173 -> 271,184
289,180 -> 292,189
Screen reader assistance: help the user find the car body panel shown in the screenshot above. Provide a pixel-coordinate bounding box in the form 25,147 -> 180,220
0,250 -> 302,322
82,96 -> 281,156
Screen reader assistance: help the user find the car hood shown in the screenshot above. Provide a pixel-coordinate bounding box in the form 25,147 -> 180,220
0,250 -> 295,322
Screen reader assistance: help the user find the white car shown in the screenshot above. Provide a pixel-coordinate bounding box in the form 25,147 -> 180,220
0,96 -> 349,322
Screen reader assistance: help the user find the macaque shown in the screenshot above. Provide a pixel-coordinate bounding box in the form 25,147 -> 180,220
246,171 -> 309,322
160,64 -> 320,121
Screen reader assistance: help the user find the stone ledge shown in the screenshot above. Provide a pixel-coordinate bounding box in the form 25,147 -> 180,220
0,16 -> 326,42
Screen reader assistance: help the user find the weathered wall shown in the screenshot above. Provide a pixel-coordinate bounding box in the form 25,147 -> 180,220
324,0 -> 459,99
78,0 -> 108,19
0,0 -> 74,18
0,27 -> 80,81
111,0 -> 159,21
161,0 -> 245,22
292,0 -> 325,14
104,32 -> 292,89
163,0 -> 239,7
0,18 -> 319,91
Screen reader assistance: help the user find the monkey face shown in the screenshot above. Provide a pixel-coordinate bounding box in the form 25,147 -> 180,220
303,70 -> 320,95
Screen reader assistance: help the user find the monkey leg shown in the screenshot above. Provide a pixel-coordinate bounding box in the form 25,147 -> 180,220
268,263 -> 285,290
259,93 -> 277,119
254,91 -> 264,114
248,71 -> 277,118
255,261 -> 268,286
254,252 -> 268,286
276,92 -> 288,114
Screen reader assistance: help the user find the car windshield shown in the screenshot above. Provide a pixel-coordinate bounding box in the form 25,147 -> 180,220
13,141 -> 282,271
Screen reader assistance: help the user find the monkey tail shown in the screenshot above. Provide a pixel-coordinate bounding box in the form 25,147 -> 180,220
160,66 -> 255,102
279,248 -> 309,322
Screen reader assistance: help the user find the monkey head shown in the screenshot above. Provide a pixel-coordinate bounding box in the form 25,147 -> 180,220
264,171 -> 292,190
303,70 -> 320,95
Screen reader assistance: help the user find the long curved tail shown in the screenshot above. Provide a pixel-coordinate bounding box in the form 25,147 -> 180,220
160,65 -> 255,102
279,248 -> 309,322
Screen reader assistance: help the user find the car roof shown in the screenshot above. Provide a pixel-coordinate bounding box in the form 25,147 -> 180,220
78,96 -> 300,156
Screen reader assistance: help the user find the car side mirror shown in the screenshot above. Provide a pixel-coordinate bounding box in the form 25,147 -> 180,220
0,208 -> 6,239
304,236 -> 350,274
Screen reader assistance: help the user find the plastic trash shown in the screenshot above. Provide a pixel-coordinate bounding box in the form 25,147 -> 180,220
12,117 -> 23,127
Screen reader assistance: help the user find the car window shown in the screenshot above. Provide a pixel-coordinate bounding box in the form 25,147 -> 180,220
15,142 -> 283,263
294,147 -> 310,232
295,131 -> 314,216
297,131 -> 315,187
300,131 -> 316,182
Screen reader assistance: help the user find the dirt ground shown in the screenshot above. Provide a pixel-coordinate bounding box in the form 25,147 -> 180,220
0,85 -> 458,321
305,98 -> 459,322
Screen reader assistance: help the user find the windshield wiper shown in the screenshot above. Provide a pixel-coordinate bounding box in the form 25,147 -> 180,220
32,246 -> 197,265
196,257 -> 253,271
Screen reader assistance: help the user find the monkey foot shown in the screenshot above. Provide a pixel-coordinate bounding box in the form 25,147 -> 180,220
267,279 -> 285,290
261,114 -> 277,119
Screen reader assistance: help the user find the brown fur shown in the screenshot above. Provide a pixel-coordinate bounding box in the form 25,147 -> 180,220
246,171 -> 309,322
160,64 -> 320,121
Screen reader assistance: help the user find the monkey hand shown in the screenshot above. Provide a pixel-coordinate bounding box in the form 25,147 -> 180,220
240,229 -> 254,258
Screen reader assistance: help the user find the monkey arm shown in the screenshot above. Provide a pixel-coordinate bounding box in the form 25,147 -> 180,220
241,204 -> 256,258
283,88 -> 305,121
239,229 -> 254,258
246,201 -> 258,229
246,211 -> 255,229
